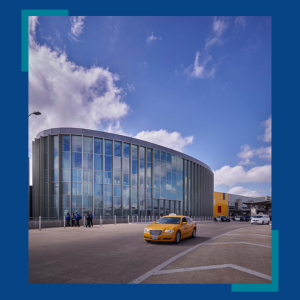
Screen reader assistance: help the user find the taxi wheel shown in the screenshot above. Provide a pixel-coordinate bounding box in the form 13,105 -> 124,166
192,228 -> 196,238
175,231 -> 181,244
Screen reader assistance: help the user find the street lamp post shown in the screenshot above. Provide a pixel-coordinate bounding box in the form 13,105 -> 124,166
28,111 -> 41,117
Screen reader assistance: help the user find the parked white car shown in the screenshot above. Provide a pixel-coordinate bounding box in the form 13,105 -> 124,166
251,215 -> 270,225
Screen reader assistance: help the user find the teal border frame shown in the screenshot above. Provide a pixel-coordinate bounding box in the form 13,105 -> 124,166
21,9 -> 68,71
23,11 -> 278,292
232,230 -> 279,292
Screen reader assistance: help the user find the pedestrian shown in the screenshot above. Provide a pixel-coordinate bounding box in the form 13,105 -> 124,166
65,212 -> 71,227
86,213 -> 91,228
89,211 -> 93,227
75,211 -> 82,227
71,213 -> 76,227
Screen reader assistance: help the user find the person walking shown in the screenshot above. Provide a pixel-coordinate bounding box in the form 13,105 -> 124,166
65,212 -> 71,227
71,213 -> 76,227
86,213 -> 91,228
89,211 -> 93,227
75,211 -> 81,227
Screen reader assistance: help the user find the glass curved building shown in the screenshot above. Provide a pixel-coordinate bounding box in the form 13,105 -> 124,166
32,128 -> 214,218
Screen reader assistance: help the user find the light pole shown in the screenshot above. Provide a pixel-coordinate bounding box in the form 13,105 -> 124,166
28,111 -> 41,117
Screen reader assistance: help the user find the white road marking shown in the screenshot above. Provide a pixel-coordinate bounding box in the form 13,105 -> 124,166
129,227 -> 247,284
226,234 -> 271,237
206,242 -> 271,248
154,264 -> 271,281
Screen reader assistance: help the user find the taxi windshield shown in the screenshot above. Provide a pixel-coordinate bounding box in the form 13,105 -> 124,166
156,217 -> 181,224
253,216 -> 262,218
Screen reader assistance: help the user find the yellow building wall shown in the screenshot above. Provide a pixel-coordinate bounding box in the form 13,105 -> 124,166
213,192 -> 228,218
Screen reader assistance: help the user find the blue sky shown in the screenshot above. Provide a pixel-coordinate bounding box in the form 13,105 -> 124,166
29,16 -> 271,196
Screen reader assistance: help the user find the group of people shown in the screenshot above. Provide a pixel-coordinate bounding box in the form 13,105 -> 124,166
65,212 -> 93,227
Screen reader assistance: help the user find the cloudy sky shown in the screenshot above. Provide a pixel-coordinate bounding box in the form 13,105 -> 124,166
29,16 -> 271,196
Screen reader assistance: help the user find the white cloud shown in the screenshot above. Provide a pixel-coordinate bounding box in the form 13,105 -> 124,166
69,16 -> 86,41
235,16 -> 246,28
258,116 -> 271,143
127,82 -> 135,91
228,186 -> 260,197
205,17 -> 228,49
184,51 -> 215,79
134,130 -> 194,152
29,16 -> 129,156
238,144 -> 271,165
214,165 -> 271,187
147,32 -> 162,44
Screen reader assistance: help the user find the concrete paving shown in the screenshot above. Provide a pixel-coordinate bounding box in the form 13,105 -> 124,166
29,222 -> 268,284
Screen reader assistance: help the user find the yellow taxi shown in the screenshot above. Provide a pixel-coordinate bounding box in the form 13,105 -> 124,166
143,213 -> 197,244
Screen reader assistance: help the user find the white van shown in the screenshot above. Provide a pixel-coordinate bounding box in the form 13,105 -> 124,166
251,215 -> 270,225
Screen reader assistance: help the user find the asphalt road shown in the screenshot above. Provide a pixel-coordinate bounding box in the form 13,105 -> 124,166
29,221 -> 253,284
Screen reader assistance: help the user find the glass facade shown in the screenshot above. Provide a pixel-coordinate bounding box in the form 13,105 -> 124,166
34,132 -> 213,219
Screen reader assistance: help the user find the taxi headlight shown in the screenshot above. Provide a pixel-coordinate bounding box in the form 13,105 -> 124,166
144,228 -> 149,232
164,229 -> 174,233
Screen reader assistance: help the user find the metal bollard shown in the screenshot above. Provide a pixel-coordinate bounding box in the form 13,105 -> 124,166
115,215 -> 116,225
137,216 -> 139,223
64,216 -> 65,229
100,215 -> 102,226
156,216 -> 157,221
128,215 -> 129,224
39,216 -> 41,231
83,216 -> 85,226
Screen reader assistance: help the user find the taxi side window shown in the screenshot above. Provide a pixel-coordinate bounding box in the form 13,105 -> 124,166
187,218 -> 192,223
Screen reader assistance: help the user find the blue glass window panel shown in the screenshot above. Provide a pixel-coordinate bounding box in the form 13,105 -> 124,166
62,136 -> 70,151
172,173 -> 177,182
154,189 -> 160,198
94,184 -> 103,196
114,141 -> 122,157
132,174 -> 137,186
62,169 -> 70,182
123,173 -> 130,185
94,195 -> 103,208
94,170 -> 103,183
114,172 -> 121,185
83,195 -> 93,207
94,154 -> 103,171
160,180 -> 166,190
139,147 -> 145,161
172,182 -> 177,193
123,158 -> 130,173
62,152 -> 70,169
167,172 -> 172,181
177,184 -> 182,192
161,169 -> 166,180
105,156 -> 112,171
72,169 -> 82,182
166,181 -> 172,190
140,161 -> 145,172
83,137 -> 93,153
52,182 -> 59,194
52,152 -> 58,169
114,185 -> 122,197
161,151 -> 166,161
83,170 -> 92,182
154,149 -> 160,159
154,179 -> 160,188
165,200 -> 170,209
172,193 -> 177,200
123,186 -> 130,198
147,163 -> 152,177
72,152 -> 82,168
104,172 -> 112,184
177,192 -> 182,201
167,190 -> 172,199
147,177 -> 152,188
177,173 -> 182,182
160,190 -> 166,199
166,162 -> 172,172
52,136 -> 58,152
83,153 -> 93,169
123,197 -> 130,209
140,188 -> 145,199
105,140 -> 112,155
147,188 -> 152,198
83,183 -> 93,195
114,156 -> 121,172
147,149 -> 152,162
123,143 -> 130,158
161,161 -> 166,171
72,136 -> 82,152
132,160 -> 138,174
72,183 -> 82,195
132,187 -> 138,198
44,137 -> 48,153
94,138 -> 103,154
140,176 -> 145,187
52,169 -> 59,182
132,198 -> 138,214
132,145 -> 138,159
105,184 -> 112,197
167,153 -> 172,162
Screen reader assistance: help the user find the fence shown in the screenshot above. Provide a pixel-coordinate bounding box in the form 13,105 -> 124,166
29,215 -> 213,230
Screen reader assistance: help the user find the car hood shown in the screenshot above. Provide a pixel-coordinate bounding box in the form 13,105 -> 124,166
145,224 -> 178,230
